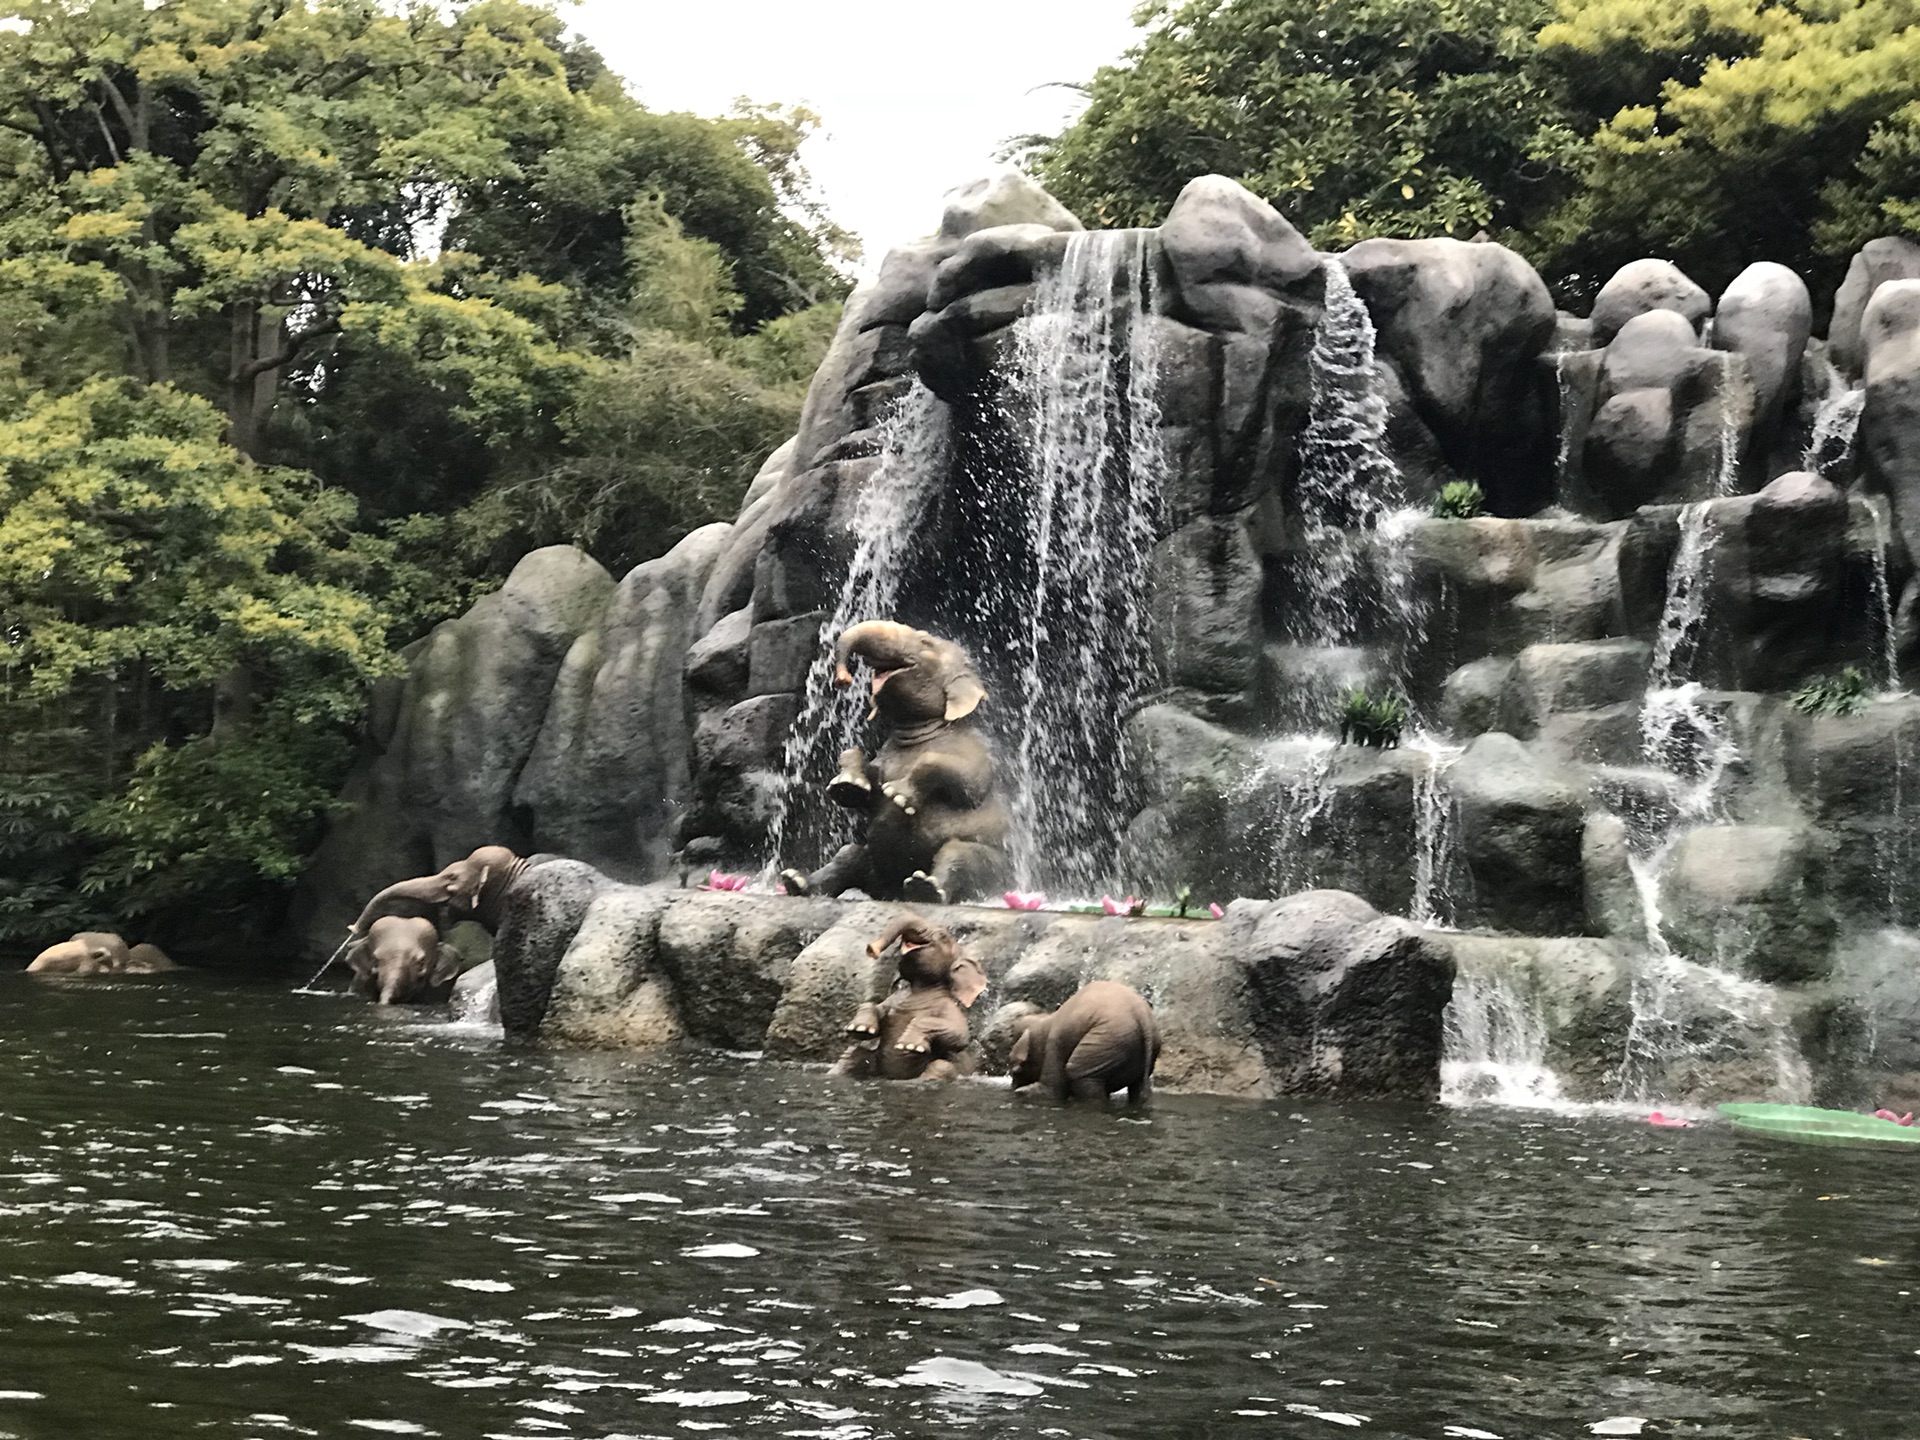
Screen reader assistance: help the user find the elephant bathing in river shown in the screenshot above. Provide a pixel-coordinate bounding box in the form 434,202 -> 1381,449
28,933 -> 176,976
830,914 -> 987,1081
1009,981 -> 1160,1104
780,621 -> 1009,905
346,916 -> 471,1005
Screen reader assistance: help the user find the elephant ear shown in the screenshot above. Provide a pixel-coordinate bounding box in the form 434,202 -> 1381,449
930,640 -> 986,721
947,954 -> 987,1009
430,943 -> 466,986
344,940 -> 376,980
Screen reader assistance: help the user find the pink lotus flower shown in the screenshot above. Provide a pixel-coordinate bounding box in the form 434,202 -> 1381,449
1647,1111 -> 1694,1129
1102,894 -> 1146,916
1003,891 -> 1046,910
1874,1109 -> 1915,1126
702,871 -> 752,892
1209,902 -> 1225,919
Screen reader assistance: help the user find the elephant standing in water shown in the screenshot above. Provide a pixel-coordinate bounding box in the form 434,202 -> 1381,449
1009,981 -> 1160,1103
348,845 -> 530,938
831,914 -> 987,1080
780,622 -> 1009,905
346,916 -> 470,1005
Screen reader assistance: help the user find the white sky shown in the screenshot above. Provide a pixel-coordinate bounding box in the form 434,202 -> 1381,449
566,0 -> 1145,273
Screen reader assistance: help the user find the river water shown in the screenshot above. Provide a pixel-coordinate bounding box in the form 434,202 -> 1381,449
4,976 -> 1919,1439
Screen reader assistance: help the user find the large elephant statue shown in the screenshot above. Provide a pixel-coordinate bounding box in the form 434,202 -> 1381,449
349,845 -> 529,939
1009,980 -> 1160,1103
346,916 -> 470,1005
28,932 -> 177,976
780,621 -> 1009,905
830,914 -> 988,1080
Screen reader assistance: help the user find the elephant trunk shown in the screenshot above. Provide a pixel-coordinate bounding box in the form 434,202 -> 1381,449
866,914 -> 934,958
834,620 -> 919,688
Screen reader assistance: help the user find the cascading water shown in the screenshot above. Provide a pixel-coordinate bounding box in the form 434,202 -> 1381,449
1289,260 -> 1423,662
991,229 -> 1168,892
1803,386 -> 1865,476
766,383 -> 949,874
1865,494 -> 1901,692
1409,737 -> 1463,928
1440,969 -> 1565,1108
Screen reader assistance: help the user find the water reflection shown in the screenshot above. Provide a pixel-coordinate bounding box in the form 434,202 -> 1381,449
2,976 -> 1917,1437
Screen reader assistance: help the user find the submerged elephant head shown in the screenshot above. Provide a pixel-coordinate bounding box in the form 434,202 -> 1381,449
834,622 -> 987,728
866,914 -> 987,1008
347,916 -> 466,1005
27,931 -> 133,975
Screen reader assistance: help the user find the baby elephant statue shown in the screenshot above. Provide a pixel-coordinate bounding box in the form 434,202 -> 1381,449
830,914 -> 988,1081
349,844 -> 529,939
346,916 -> 469,1005
1009,981 -> 1160,1104
780,621 -> 1009,905
28,933 -> 176,976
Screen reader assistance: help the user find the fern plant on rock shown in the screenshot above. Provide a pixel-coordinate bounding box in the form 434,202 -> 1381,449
1338,689 -> 1409,747
1791,666 -> 1873,717
1431,481 -> 1485,519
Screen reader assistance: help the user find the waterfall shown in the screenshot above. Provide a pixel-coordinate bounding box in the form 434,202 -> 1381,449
1616,951 -> 1809,1105
994,229 -> 1168,893
1409,737 -> 1463,927
1552,352 -> 1577,485
766,384 -> 949,873
1866,494 -> 1901,692
1290,259 -> 1423,665
1233,735 -> 1340,897
1803,387 -> 1865,476
1440,970 -> 1564,1108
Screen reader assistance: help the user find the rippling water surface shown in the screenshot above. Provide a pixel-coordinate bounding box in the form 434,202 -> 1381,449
4,975 -> 1920,1438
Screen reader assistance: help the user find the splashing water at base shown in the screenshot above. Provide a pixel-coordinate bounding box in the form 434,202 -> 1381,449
1441,971 -> 1565,1108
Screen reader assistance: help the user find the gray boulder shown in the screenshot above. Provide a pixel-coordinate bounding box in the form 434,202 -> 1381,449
1341,237 -> 1556,510
1830,237 -> 1920,377
1590,258 -> 1712,345
1861,280 -> 1920,574
1447,732 -> 1589,934
541,886 -> 680,1047
493,860 -> 613,1039
1713,262 -> 1811,459
1658,824 -> 1832,983
939,170 -> 1083,240
1158,174 -> 1321,333
515,525 -> 731,878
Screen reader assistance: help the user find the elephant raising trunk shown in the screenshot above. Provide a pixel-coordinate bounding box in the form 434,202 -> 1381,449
829,913 -> 987,1080
781,621 -> 1009,905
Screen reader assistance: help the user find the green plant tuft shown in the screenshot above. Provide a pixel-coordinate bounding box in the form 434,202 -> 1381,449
1791,666 -> 1874,717
1338,689 -> 1410,748
1432,481 -> 1486,519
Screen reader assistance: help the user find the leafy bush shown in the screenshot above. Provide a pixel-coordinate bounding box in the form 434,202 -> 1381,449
1791,667 -> 1874,717
1432,481 -> 1485,519
1338,689 -> 1410,747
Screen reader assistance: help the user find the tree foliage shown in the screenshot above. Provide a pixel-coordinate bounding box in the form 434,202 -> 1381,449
1030,0 -> 1573,246
1034,0 -> 1920,300
0,0 -> 847,953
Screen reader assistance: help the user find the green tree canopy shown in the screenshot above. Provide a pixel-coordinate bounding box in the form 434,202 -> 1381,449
1030,0 -> 1572,246
1534,0 -> 1920,298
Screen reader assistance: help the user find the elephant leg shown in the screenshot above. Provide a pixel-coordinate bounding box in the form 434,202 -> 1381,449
1067,1074 -> 1111,1102
781,843 -> 872,899
1126,1074 -> 1154,1105
912,839 -> 1008,906
918,1058 -> 960,1081
829,1044 -> 876,1078
827,749 -> 873,809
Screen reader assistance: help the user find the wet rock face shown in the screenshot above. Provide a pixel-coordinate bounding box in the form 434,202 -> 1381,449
1589,258 -> 1712,345
494,876 -> 1454,1100
1830,237 -> 1920,377
1862,280 -> 1920,578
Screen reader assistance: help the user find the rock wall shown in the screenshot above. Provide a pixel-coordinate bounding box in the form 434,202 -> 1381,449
293,167 -> 1920,1106
489,864 -> 1455,1101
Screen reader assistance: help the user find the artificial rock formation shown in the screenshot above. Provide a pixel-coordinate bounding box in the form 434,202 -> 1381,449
293,170 -> 1920,1107
489,864 -> 1455,1101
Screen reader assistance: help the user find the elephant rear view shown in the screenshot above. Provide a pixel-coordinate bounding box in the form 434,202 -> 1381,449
780,621 -> 1009,905
1009,981 -> 1160,1103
